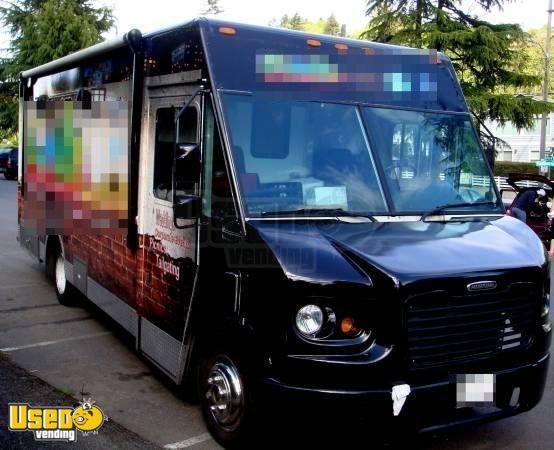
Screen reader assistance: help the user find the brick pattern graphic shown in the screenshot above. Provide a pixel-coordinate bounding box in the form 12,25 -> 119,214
63,234 -> 194,340
65,235 -> 136,305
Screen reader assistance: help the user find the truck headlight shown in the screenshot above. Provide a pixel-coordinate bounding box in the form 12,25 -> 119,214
296,305 -> 324,336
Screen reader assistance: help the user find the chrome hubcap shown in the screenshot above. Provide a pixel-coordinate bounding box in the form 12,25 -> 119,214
55,255 -> 66,295
205,360 -> 243,430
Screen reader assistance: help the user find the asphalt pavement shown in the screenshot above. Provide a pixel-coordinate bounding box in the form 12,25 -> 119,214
0,176 -> 552,449
0,352 -> 158,449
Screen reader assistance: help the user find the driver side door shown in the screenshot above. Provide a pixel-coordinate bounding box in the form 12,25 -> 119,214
137,86 -> 202,380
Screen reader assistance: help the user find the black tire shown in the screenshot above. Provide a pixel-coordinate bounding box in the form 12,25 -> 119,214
198,351 -> 260,448
46,246 -> 77,306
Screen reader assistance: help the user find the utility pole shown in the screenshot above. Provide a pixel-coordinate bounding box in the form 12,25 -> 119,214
539,0 -> 553,166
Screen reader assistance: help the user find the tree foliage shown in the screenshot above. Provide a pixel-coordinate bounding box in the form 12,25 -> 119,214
520,26 -> 551,97
0,0 -> 114,133
277,13 -> 344,36
323,14 -> 340,36
279,13 -> 306,31
362,1 -> 553,162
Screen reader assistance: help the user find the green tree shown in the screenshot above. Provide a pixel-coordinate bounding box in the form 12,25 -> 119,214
275,14 -> 351,36
362,0 -> 553,163
323,14 -> 340,36
280,13 -> 306,31
0,58 -> 17,134
304,17 -> 326,33
0,0 -> 113,134
522,26 -> 551,97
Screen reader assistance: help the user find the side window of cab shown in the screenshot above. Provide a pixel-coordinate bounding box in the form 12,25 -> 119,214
153,105 -> 199,201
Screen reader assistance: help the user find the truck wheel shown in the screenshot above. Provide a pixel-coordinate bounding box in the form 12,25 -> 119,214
48,250 -> 77,306
198,352 -> 259,447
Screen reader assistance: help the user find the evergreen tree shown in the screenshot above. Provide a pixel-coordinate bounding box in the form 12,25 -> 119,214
280,13 -> 306,31
363,0 -> 552,162
323,14 -> 340,36
0,0 -> 113,134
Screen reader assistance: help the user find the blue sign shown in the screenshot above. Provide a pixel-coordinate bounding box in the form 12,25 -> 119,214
535,159 -> 554,167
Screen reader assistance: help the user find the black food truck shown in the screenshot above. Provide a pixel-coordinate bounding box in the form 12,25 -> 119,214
18,18 -> 551,447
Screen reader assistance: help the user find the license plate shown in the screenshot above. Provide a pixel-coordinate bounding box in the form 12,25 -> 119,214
455,374 -> 496,408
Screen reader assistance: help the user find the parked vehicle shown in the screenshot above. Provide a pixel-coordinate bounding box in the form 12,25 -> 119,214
0,147 -> 18,180
18,18 -> 551,447
5,147 -> 18,180
503,173 -> 554,244
0,149 -> 10,176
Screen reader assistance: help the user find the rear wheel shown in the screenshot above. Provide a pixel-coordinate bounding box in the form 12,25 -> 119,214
47,246 -> 77,306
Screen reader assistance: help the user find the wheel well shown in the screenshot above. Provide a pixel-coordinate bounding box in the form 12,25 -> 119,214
46,235 -> 62,259
45,236 -> 63,279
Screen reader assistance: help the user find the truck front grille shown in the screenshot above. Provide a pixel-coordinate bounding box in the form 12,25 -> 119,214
406,282 -> 540,369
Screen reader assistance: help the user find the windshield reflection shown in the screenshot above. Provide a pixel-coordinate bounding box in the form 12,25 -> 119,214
222,95 -> 500,217
363,107 -> 500,213
223,95 -> 387,216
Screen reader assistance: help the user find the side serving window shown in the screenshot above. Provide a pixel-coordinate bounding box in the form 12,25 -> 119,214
153,105 -> 198,200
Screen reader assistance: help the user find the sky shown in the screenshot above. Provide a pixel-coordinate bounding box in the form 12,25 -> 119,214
103,0 -> 548,38
0,0 -> 550,55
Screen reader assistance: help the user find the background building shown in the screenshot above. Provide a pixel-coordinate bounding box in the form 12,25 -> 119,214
487,114 -> 554,163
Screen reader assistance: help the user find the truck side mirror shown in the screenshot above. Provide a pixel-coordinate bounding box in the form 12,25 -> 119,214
172,143 -> 201,228
173,194 -> 201,224
172,87 -> 205,228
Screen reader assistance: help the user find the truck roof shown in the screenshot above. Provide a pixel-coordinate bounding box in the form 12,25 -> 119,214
21,17 -> 442,80
21,17 -> 466,113
199,18 -> 465,112
193,17 -> 431,54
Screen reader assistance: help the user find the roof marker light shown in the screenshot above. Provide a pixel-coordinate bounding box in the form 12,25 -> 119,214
334,43 -> 348,51
219,27 -> 236,36
307,39 -> 322,47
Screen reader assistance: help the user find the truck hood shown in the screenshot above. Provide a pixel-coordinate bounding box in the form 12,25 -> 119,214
247,216 -> 546,286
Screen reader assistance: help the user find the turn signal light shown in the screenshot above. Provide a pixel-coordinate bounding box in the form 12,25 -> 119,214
340,316 -> 360,336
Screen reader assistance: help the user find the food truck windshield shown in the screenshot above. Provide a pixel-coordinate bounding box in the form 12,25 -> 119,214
222,96 -> 501,217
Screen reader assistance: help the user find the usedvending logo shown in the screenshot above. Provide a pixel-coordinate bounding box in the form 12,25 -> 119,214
8,398 -> 106,442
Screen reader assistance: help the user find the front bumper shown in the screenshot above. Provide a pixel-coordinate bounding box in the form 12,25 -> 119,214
263,352 -> 550,432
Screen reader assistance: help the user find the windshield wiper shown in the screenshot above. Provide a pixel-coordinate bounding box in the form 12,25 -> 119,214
260,208 -> 376,221
420,201 -> 500,221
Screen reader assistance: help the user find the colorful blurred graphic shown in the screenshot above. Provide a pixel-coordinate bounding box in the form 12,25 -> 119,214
255,51 -> 439,97
23,101 -> 128,235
